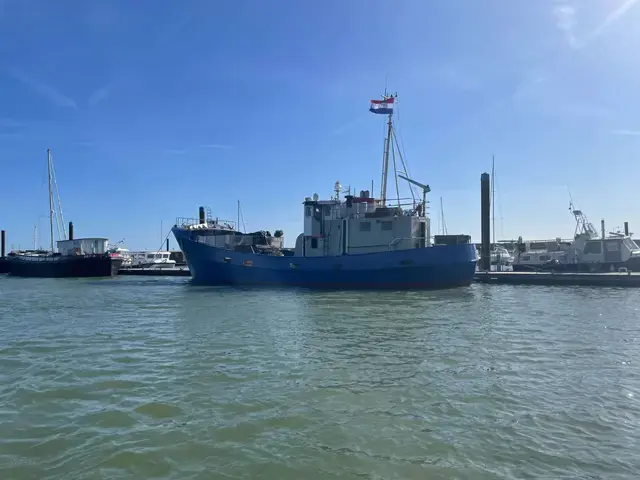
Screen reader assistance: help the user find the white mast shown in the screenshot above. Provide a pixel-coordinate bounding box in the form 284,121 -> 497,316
377,93 -> 397,207
47,149 -> 55,253
380,113 -> 392,206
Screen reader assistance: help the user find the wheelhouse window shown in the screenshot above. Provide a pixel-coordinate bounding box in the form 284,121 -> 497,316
380,221 -> 393,231
583,241 -> 602,255
604,240 -> 621,252
359,222 -> 371,232
311,238 -> 318,249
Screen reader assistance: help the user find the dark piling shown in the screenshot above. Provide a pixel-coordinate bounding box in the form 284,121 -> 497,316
480,173 -> 491,271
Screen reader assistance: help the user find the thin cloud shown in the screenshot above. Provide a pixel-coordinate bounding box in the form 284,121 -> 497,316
612,129 -> 640,136
6,68 -> 77,108
591,0 -> 639,38
554,0 -> 640,49
88,86 -> 109,106
553,1 -> 580,49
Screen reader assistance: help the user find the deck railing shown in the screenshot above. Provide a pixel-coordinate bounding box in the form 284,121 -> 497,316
388,236 -> 430,250
175,217 -> 237,230
9,253 -> 111,262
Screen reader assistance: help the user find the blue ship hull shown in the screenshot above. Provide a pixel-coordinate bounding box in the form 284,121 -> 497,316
173,228 -> 477,289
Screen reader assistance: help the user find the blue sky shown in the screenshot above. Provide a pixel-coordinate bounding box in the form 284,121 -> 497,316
1,0 -> 640,250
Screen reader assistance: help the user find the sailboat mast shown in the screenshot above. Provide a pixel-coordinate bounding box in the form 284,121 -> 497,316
440,197 -> 446,235
380,113 -> 393,206
491,155 -> 495,249
47,149 -> 55,253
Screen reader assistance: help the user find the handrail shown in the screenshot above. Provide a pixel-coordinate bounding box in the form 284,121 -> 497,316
175,217 -> 237,230
388,236 -> 430,250
8,252 -> 111,262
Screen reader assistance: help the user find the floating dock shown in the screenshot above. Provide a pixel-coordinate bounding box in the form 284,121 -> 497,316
474,271 -> 640,287
118,267 -> 191,277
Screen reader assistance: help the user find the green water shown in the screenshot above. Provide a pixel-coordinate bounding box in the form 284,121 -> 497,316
0,276 -> 639,479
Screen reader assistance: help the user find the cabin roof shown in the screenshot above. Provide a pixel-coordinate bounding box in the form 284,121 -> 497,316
302,199 -> 337,206
57,237 -> 108,242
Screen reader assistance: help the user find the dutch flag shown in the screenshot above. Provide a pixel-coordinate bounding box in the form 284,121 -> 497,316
369,97 -> 394,115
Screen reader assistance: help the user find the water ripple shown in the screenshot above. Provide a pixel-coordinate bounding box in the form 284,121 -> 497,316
1,277 -> 640,478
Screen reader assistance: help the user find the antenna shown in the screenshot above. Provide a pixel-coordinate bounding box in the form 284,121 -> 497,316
334,181 -> 342,201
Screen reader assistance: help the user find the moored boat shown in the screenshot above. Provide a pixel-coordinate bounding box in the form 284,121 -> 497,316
172,94 -> 478,289
8,240 -> 122,278
6,149 -> 123,278
512,204 -> 640,273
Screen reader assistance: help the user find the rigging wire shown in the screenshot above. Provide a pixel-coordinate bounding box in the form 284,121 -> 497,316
440,197 -> 448,235
393,102 -> 419,201
391,129 -> 418,203
38,159 -> 49,249
46,151 -> 67,245
155,230 -> 173,253
238,203 -> 247,233
49,151 -> 66,241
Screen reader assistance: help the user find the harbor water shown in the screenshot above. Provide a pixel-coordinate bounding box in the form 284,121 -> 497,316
1,276 -> 639,479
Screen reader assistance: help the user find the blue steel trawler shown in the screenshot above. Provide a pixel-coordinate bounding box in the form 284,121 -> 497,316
172,94 -> 478,289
